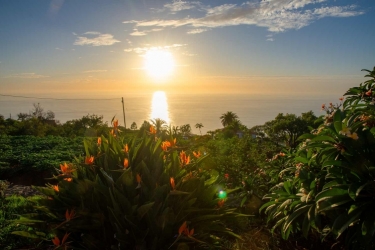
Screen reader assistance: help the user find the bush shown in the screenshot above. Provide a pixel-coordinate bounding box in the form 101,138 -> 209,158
261,67 -> 375,249
13,122 -> 247,249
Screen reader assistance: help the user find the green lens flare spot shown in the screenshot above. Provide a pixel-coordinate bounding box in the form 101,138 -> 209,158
218,190 -> 227,199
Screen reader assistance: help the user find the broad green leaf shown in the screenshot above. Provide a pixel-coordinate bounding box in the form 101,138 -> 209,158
282,205 -> 310,234
11,231 -> 47,240
311,135 -> 337,143
315,188 -> 348,202
332,206 -> 364,238
137,202 -> 155,219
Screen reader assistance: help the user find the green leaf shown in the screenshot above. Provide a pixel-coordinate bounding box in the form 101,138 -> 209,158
302,214 -> 310,238
137,202 -> 155,219
333,109 -> 342,125
283,181 -> 292,195
315,188 -> 348,202
282,205 -> 310,235
317,195 -> 352,212
311,135 -> 337,143
348,182 -> 361,200
332,206 -> 364,238
11,231 -> 47,240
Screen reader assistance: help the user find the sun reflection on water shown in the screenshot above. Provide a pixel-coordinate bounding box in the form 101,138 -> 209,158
150,91 -> 170,124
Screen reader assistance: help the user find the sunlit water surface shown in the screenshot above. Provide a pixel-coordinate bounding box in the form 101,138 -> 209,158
0,92 -> 338,134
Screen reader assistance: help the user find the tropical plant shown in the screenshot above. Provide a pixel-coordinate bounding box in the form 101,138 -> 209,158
180,124 -> 192,137
13,121 -> 246,249
195,123 -> 204,135
150,118 -> 167,136
220,111 -> 239,128
261,67 -> 375,249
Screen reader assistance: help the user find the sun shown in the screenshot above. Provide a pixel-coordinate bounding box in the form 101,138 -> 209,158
143,48 -> 175,79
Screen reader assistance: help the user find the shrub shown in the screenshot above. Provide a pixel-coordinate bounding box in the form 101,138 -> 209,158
261,67 -> 375,249
13,122 -> 246,249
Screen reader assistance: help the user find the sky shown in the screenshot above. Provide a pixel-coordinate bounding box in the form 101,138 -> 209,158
0,0 -> 374,97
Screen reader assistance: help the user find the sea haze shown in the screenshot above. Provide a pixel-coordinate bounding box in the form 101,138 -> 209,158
0,92 -> 340,134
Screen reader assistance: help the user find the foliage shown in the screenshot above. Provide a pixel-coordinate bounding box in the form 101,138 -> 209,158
61,114 -> 109,137
261,67 -> 375,249
261,111 -> 320,149
204,131 -> 281,197
0,135 -> 84,178
13,123 -> 246,249
0,195 -> 44,250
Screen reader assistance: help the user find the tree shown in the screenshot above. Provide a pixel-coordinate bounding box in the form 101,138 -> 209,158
150,118 -> 167,135
220,111 -> 239,127
180,124 -> 191,137
130,122 -> 137,130
263,111 -> 318,148
195,123 -> 204,135
17,112 -> 30,121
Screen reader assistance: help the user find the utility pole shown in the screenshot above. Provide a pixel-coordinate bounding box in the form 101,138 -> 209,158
121,97 -> 126,130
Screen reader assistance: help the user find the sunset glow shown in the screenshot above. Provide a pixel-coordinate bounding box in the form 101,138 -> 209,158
144,49 -> 175,80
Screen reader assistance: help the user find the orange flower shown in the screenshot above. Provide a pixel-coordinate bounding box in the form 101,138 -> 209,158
124,144 -> 129,153
149,125 -> 156,134
60,163 -> 74,175
178,221 -> 194,236
224,173 -> 229,180
217,199 -> 225,208
161,141 -> 171,151
136,174 -> 142,189
65,209 -> 76,221
52,232 -> 70,247
366,89 -> 372,96
179,151 -> 190,166
64,178 -> 72,182
170,177 -> 175,190
97,137 -> 102,145
179,221 -> 187,235
193,151 -> 201,158
136,174 -> 141,183
52,236 -> 60,247
170,138 -> 177,147
124,158 -> 129,169
339,97 -> 344,101
53,185 -> 59,192
85,156 -> 94,165
321,104 -> 325,110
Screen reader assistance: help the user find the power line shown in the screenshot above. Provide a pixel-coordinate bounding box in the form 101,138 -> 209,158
0,94 -> 120,101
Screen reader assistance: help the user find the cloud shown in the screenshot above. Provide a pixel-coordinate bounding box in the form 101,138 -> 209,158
130,29 -> 147,36
164,0 -> 200,13
82,70 -> 108,73
124,44 -> 187,54
74,32 -> 120,46
55,47 -> 63,50
123,0 -> 364,35
187,28 -> 208,34
5,73 -> 49,79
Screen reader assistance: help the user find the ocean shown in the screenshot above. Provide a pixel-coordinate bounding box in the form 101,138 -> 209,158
0,91 -> 339,134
